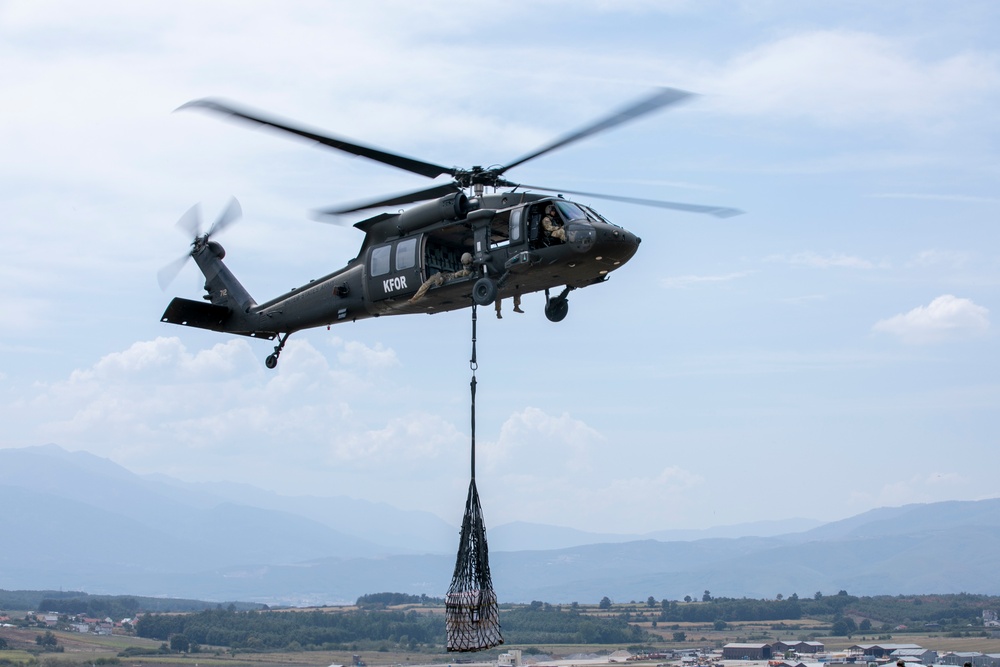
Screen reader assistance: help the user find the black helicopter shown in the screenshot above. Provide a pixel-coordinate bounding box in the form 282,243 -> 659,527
159,88 -> 741,369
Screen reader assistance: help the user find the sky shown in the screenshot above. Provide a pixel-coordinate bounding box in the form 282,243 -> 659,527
1,0 -> 999,536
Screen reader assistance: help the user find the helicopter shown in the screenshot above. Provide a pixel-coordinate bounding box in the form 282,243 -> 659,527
159,88 -> 741,369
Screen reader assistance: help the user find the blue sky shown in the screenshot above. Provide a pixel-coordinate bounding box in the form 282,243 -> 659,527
1,0 -> 998,535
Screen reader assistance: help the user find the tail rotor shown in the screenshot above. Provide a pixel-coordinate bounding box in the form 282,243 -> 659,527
157,197 -> 242,290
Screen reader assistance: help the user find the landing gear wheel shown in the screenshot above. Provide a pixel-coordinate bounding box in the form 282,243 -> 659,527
472,277 -> 497,306
264,333 -> 291,370
544,285 -> 573,323
544,298 -> 569,322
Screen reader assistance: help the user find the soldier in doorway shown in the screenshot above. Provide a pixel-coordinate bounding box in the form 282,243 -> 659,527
495,293 -> 523,319
410,252 -> 473,302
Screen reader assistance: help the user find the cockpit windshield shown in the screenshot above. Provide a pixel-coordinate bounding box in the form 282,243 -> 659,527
580,204 -> 616,226
553,201 -> 588,222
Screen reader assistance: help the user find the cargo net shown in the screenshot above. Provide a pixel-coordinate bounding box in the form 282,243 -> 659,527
445,478 -> 502,652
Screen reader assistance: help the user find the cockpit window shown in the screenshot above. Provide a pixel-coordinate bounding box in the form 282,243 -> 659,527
580,204 -> 616,226
553,201 -> 588,222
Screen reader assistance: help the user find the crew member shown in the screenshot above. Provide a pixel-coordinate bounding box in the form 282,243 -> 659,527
410,253 -> 473,302
495,293 -> 523,319
541,204 -> 566,242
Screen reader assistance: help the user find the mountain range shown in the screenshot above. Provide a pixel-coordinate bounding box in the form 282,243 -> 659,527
2,444 -> 998,606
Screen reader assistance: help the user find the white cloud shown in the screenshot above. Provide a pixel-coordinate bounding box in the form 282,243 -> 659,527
661,271 -> 753,288
906,249 -> 973,270
780,294 -> 827,304
332,338 -> 400,369
847,472 -> 970,511
707,30 -> 1000,125
768,252 -> 883,270
603,465 -> 704,497
483,407 -> 604,475
873,294 -> 990,344
330,413 -> 463,464
871,193 -> 1000,204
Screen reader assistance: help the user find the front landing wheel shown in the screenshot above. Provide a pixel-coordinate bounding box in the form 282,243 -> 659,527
545,298 -> 569,322
472,277 -> 497,306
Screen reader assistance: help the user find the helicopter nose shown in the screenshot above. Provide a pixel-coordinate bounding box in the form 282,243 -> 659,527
590,224 -> 641,269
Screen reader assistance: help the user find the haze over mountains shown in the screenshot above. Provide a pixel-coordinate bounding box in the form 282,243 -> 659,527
3,444 -> 998,606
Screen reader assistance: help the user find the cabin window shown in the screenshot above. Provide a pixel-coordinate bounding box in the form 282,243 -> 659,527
371,245 -> 391,277
509,209 -> 522,243
396,237 -> 417,271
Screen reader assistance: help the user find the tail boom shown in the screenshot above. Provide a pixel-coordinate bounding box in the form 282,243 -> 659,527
160,297 -> 278,340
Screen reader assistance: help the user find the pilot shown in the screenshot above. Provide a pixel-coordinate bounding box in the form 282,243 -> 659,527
541,204 -> 566,242
410,252 -> 473,302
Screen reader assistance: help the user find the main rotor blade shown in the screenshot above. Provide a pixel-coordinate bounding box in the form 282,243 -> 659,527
499,87 -> 694,174
207,196 -> 242,237
178,99 -> 455,180
519,184 -> 743,218
314,181 -> 462,217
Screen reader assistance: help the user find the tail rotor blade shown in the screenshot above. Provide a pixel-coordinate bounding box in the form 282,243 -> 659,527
207,196 -> 242,237
175,203 -> 203,237
157,253 -> 192,291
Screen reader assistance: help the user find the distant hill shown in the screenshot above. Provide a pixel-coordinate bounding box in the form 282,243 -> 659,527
2,444 -> 998,605
488,517 -> 824,551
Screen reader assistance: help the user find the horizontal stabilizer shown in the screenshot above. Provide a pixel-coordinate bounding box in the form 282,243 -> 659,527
160,298 -> 278,340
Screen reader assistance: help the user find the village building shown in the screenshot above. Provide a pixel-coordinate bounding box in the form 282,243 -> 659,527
849,644 -> 925,660
891,648 -> 938,664
498,650 -> 523,667
723,643 -> 773,660
773,641 -> 826,654
939,652 -> 1000,667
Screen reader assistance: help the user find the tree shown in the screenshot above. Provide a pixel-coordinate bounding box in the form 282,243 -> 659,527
170,634 -> 190,653
860,619 -> 873,633
647,596 -> 657,608
683,595 -> 692,603
831,618 -> 857,637
35,631 -> 58,648
702,590 -> 712,602
814,591 -> 823,600
599,596 -> 612,610
672,631 -> 687,642
776,593 -> 783,600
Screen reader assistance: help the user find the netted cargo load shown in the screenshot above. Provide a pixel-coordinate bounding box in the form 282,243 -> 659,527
446,479 -> 502,651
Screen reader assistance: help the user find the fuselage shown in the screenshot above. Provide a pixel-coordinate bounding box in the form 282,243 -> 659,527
245,195 -> 641,333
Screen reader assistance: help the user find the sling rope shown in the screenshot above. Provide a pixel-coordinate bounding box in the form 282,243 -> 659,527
445,303 -> 503,652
